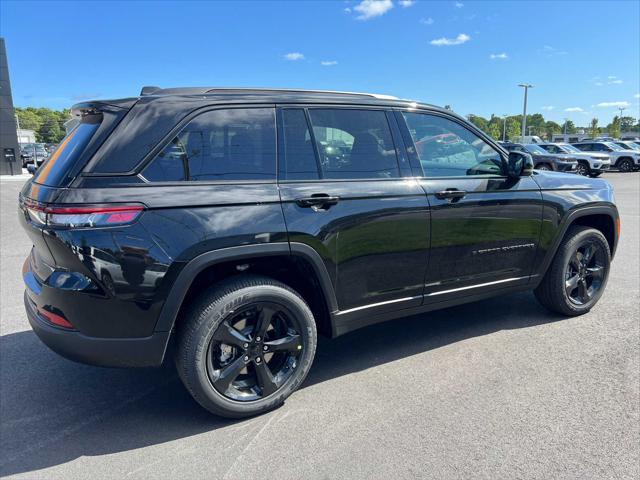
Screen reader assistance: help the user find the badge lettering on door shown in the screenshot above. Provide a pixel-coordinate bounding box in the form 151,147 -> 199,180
472,243 -> 536,255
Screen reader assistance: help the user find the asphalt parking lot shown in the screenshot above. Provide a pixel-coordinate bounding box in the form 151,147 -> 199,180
1,173 -> 638,480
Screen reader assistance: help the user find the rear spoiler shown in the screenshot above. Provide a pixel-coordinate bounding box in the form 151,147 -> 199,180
71,98 -> 139,118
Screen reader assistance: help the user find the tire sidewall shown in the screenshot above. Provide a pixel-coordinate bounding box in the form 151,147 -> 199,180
188,285 -> 317,417
557,229 -> 611,313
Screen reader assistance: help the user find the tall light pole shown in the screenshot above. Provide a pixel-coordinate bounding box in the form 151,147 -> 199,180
618,106 -> 626,137
518,83 -> 534,138
563,117 -> 568,135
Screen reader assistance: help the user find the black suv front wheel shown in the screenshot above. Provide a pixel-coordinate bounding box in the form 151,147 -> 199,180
175,275 -> 317,418
534,226 -> 610,316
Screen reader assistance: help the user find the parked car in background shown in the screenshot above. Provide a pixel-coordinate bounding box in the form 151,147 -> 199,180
592,137 -> 617,142
501,142 -> 578,172
538,143 -> 610,177
19,143 -> 48,169
510,135 -> 544,144
572,141 -> 640,172
19,87 -> 618,418
612,141 -> 640,152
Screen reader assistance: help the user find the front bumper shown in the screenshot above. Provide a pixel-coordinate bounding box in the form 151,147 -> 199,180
556,162 -> 578,172
25,291 -> 169,367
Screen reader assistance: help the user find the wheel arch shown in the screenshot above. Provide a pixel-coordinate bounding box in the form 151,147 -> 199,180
154,242 -> 338,341
538,206 -> 619,280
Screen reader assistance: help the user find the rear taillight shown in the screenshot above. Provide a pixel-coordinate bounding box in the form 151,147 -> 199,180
24,201 -> 144,228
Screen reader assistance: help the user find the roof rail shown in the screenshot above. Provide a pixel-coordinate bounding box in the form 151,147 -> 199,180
203,87 -> 399,100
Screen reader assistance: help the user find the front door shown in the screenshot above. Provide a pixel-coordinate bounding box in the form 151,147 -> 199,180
278,107 -> 431,320
396,110 -> 543,303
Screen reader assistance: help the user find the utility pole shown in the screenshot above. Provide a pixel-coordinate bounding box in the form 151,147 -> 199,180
618,107 -> 626,138
563,118 -> 568,135
518,83 -> 534,138
528,126 -> 533,136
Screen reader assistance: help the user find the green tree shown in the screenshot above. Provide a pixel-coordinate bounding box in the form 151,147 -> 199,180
15,108 -> 42,131
38,112 -> 64,143
505,117 -> 520,140
487,122 -> 501,140
14,107 -> 69,143
468,114 -> 489,133
544,121 -> 562,140
589,118 -> 600,137
607,116 -> 621,139
619,116 -> 637,132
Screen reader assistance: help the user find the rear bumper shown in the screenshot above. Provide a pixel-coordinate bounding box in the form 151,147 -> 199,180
25,291 -> 169,367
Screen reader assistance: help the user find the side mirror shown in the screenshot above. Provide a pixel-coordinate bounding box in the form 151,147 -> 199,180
507,151 -> 534,178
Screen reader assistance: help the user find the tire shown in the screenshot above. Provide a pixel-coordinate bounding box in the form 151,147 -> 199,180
175,274 -> 317,418
576,161 -> 590,176
536,163 -> 551,171
617,158 -> 634,172
589,171 -> 602,178
534,226 -> 610,316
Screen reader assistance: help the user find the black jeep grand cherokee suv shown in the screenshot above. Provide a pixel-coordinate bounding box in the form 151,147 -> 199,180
20,88 -> 619,418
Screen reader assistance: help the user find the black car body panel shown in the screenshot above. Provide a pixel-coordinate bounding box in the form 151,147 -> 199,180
19,88 -> 619,367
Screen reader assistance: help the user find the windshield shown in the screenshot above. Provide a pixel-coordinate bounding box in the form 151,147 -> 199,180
560,144 -> 581,153
604,142 -> 623,151
524,144 -> 548,155
614,142 -> 633,150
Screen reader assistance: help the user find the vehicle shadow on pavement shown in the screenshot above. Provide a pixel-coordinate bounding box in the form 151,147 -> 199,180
0,291 -> 562,477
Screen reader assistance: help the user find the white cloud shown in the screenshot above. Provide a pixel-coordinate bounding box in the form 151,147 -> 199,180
489,53 -> 508,60
344,7 -> 351,13
420,17 -> 434,25
455,2 -> 464,7
430,33 -> 470,46
564,107 -> 583,112
596,101 -> 630,108
320,60 -> 338,66
608,79 -> 623,85
594,82 -> 604,86
354,0 -> 393,20
284,52 -> 305,61
608,75 -> 617,80
541,45 -> 568,56
399,0 -> 415,7
541,106 -> 555,111
635,93 -> 640,99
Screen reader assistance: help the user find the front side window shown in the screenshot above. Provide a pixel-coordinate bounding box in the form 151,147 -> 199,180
307,109 -> 399,179
143,108 -> 276,182
402,112 -> 503,177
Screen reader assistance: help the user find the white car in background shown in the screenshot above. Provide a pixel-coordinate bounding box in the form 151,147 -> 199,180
538,143 -> 611,177
572,141 -> 640,172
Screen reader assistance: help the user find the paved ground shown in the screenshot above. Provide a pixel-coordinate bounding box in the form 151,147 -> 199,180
1,173 -> 639,479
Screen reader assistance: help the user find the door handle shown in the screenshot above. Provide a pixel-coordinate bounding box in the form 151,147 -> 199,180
434,188 -> 467,201
295,194 -> 340,209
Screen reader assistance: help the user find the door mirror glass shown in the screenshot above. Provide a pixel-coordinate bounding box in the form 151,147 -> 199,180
507,151 -> 533,177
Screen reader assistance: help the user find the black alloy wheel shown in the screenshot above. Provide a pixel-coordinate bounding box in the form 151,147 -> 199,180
207,302 -> 304,402
534,226 -> 611,316
618,158 -> 633,172
175,275 -> 317,418
564,241 -> 606,306
575,162 -> 589,176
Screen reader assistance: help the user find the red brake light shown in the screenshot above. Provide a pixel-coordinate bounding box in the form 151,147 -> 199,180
38,308 -> 75,329
24,201 -> 144,228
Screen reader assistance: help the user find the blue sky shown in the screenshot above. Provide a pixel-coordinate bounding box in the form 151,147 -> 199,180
1,0 -> 638,125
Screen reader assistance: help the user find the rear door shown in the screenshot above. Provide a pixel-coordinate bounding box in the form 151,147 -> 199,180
277,106 -> 430,319
396,110 -> 543,303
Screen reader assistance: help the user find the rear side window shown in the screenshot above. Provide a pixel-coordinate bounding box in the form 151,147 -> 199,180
143,108 -> 276,182
307,109 -> 399,180
32,119 -> 101,186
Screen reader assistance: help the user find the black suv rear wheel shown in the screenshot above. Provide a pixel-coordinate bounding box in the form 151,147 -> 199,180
534,226 -> 610,316
175,275 -> 317,418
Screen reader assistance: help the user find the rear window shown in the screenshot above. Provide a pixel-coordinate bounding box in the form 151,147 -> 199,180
33,118 -> 101,186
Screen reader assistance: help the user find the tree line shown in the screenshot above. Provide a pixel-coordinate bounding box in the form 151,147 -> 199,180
14,107 -> 71,144
467,113 -> 639,141
14,106 -> 640,145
